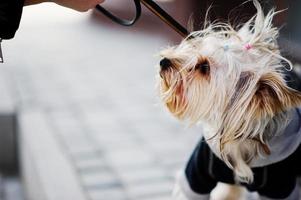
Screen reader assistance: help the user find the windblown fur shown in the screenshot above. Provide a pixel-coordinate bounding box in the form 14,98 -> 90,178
158,0 -> 301,183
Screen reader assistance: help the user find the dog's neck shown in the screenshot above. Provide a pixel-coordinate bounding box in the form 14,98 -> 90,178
250,108 -> 301,167
202,108 -> 301,167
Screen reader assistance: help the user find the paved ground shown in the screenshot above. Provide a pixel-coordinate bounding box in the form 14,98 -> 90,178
1,2 -> 200,200
0,176 -> 24,200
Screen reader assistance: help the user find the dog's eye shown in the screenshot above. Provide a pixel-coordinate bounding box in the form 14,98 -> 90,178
196,61 -> 210,75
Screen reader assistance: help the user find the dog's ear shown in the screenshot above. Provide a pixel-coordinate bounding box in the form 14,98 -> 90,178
251,72 -> 301,117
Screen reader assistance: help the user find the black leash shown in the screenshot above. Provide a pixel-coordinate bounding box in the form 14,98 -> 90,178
95,0 -> 189,38
95,0 -> 141,26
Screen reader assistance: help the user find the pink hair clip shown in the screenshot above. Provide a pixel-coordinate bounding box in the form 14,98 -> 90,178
244,44 -> 252,50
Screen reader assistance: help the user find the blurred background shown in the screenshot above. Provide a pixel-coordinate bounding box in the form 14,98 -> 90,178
0,0 -> 300,200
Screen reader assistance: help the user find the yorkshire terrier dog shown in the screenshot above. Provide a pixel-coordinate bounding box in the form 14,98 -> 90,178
158,1 -> 301,200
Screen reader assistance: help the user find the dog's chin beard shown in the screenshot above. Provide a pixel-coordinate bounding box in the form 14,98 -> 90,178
166,93 -> 187,119
160,73 -> 188,119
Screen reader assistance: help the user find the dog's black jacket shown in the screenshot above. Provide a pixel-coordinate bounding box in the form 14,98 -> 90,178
185,137 -> 301,199
0,0 -> 24,39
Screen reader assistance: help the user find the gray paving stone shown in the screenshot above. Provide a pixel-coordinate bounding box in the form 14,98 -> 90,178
87,187 -> 126,200
139,195 -> 172,200
68,145 -> 98,156
105,150 -> 155,168
19,110 -> 87,200
0,69 -> 15,113
126,179 -> 173,199
81,170 -> 120,189
0,175 -> 4,200
49,112 -> 100,156
75,155 -> 107,172
117,167 -> 168,183
1,177 -> 25,200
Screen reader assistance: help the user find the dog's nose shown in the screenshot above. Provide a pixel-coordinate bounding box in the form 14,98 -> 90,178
160,58 -> 172,71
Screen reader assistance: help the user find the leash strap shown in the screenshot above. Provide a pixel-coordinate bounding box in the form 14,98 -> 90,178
140,0 -> 189,37
95,0 -> 189,37
95,0 -> 141,26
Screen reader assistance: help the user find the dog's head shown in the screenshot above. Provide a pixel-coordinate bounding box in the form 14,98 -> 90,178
158,0 -> 301,182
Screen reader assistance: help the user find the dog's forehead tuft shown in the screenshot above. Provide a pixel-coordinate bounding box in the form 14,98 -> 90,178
176,36 -> 223,60
200,37 -> 223,52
